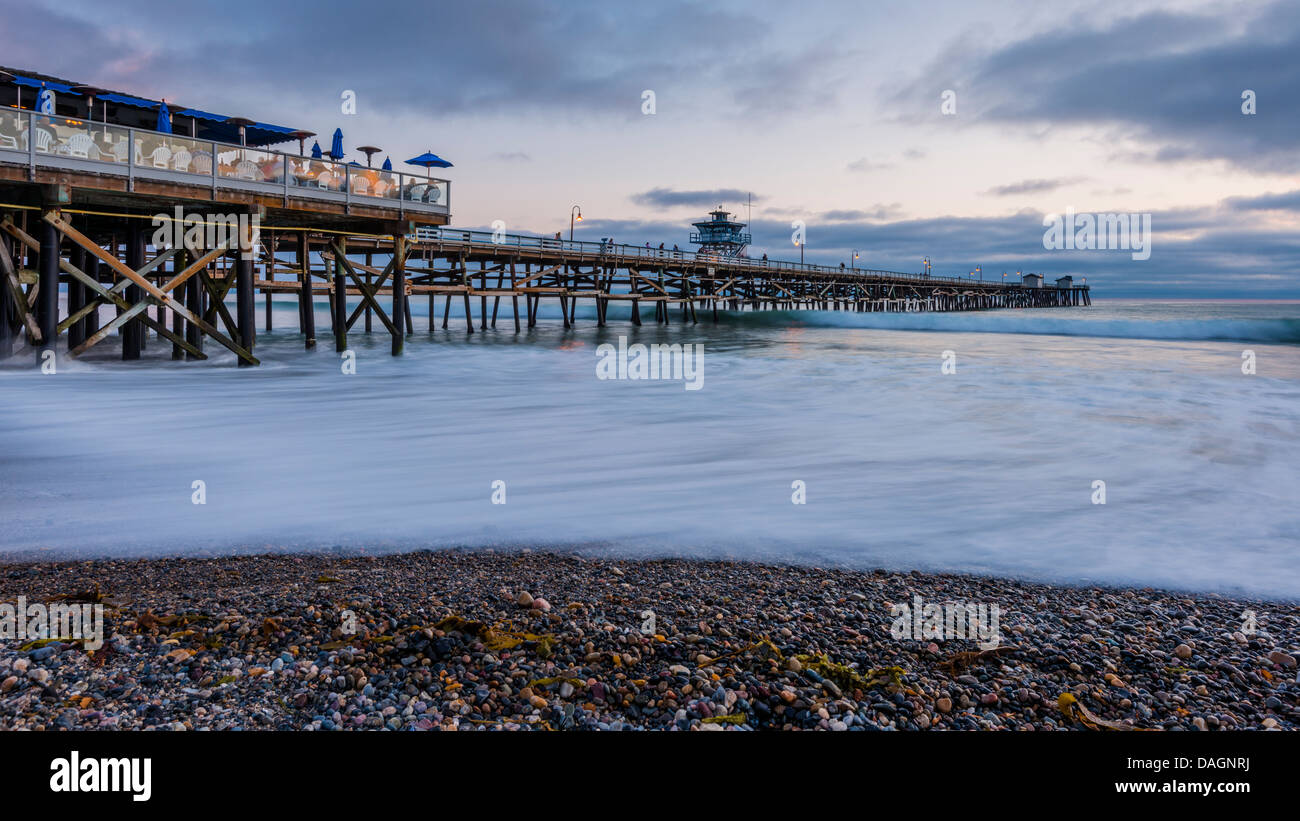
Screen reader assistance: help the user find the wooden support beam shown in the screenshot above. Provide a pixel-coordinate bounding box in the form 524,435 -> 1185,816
37,214 -> 59,353
330,240 -> 400,338
0,229 -> 40,343
392,235 -> 406,356
42,213 -> 254,365
5,219 -> 203,360
299,233 -> 315,348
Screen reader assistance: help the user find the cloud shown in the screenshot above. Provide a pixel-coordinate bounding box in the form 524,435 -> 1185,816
0,0 -> 857,124
985,177 -> 1087,196
894,1 -> 1300,173
846,157 -> 891,173
1225,189 -> 1300,212
490,151 -> 532,162
630,187 -> 757,209
819,205 -> 904,222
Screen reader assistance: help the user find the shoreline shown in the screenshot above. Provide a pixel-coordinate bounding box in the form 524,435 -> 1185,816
1,549 -> 1296,731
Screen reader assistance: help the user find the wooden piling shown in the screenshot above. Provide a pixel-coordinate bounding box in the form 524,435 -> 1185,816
391,235 -> 406,356
334,238 -> 347,352
299,233 -> 315,349
235,224 -> 256,366
37,213 -> 60,356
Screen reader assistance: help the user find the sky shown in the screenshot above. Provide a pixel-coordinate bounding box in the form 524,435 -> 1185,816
4,0 -> 1299,297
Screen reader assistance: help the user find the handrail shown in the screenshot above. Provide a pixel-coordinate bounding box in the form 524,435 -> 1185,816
0,104 -> 451,211
411,227 -> 1083,289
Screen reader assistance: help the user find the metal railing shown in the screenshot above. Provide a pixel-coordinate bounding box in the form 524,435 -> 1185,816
0,105 -> 450,215
413,227 -> 1080,289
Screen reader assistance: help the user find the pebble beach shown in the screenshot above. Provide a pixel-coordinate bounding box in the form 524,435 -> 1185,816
1,549 -> 1296,731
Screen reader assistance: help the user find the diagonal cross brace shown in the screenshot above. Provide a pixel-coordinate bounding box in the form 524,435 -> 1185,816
43,213 -> 256,365
2,218 -> 204,359
329,240 -> 401,337
0,231 -> 41,342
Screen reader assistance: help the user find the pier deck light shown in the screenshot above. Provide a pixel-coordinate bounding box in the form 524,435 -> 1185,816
570,205 -> 583,241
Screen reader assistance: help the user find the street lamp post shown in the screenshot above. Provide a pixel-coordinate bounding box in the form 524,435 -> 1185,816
851,250 -> 860,271
570,205 -> 583,242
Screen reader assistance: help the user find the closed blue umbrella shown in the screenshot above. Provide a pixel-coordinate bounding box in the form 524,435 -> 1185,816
311,141 -> 322,159
156,99 -> 172,134
406,150 -> 453,169
381,156 -> 392,171
329,128 -> 343,160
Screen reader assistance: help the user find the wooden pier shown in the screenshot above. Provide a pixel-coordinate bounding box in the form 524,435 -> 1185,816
0,107 -> 1088,367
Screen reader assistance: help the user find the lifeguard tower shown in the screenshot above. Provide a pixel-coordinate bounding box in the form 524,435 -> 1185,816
690,208 -> 751,259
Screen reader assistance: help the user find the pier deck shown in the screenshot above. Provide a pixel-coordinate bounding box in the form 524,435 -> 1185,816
0,108 -> 1088,367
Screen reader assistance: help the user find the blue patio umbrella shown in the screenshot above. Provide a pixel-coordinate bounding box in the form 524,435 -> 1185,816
156,100 -> 172,134
381,157 -> 392,171
311,141 -> 322,159
36,86 -> 55,115
406,151 -> 453,169
329,128 -> 344,160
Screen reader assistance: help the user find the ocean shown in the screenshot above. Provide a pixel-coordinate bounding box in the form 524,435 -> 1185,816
2,298 -> 1298,598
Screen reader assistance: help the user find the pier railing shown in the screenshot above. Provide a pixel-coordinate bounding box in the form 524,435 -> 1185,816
413,227 -> 1075,289
0,105 -> 450,216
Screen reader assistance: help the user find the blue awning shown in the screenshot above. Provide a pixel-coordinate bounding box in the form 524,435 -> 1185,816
5,71 -> 301,147
99,92 -> 161,109
11,74 -> 75,93
171,108 -> 296,146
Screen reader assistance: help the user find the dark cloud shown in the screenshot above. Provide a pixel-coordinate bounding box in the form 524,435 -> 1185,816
985,177 -> 1086,196
896,1 -> 1300,172
0,0 -> 848,124
820,205 -> 904,222
846,157 -> 892,173
631,187 -> 757,209
1225,190 -> 1300,212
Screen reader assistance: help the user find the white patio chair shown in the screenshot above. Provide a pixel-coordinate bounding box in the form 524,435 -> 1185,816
352,176 -> 370,195
111,138 -> 128,163
172,148 -> 192,172
234,159 -> 258,180
192,151 -> 213,174
149,146 -> 172,169
424,185 -> 441,203
24,129 -> 54,153
65,133 -> 96,159
0,134 -> 16,149
408,184 -> 427,201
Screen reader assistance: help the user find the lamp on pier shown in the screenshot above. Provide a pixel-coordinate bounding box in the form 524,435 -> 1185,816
570,205 -> 582,241
851,250 -> 860,271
